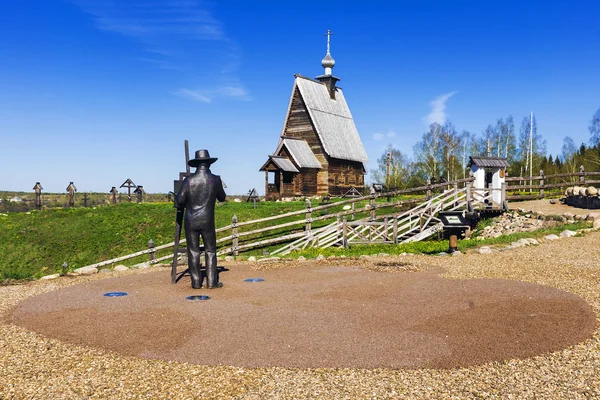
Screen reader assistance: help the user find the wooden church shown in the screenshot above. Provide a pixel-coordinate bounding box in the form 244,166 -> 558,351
260,32 -> 368,199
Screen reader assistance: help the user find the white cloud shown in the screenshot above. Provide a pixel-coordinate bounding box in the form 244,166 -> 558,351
372,130 -> 397,141
425,91 -> 457,125
71,0 -> 248,98
175,89 -> 212,103
175,85 -> 251,103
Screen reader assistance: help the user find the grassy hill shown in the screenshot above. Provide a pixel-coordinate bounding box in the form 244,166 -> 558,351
0,199 -> 591,283
0,201 -> 307,281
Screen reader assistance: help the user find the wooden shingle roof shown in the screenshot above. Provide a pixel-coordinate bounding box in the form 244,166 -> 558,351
260,156 -> 299,173
467,156 -> 509,168
277,138 -> 322,169
288,76 -> 368,164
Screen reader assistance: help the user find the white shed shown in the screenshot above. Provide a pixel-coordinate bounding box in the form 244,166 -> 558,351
467,156 -> 509,206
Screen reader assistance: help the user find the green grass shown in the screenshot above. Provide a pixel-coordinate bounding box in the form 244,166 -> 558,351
287,220 -> 591,258
0,198 -> 592,282
0,201 -> 307,281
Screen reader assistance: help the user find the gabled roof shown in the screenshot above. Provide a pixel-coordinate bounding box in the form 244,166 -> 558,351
277,138 -> 322,169
468,156 -> 509,168
259,156 -> 299,173
282,76 -> 368,164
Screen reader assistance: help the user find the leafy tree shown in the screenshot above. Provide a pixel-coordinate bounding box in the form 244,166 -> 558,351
413,123 -> 443,181
439,122 -> 462,181
370,145 -> 415,189
561,136 -> 578,174
589,107 -> 600,146
459,130 -> 477,178
518,113 -> 546,177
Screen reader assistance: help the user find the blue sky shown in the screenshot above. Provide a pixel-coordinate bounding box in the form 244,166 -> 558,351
1,0 -> 599,195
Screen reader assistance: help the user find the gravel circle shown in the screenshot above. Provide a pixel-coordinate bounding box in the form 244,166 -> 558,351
2,232 -> 600,399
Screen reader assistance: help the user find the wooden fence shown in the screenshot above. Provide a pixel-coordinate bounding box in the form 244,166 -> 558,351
505,170 -> 600,201
80,176 -> 514,269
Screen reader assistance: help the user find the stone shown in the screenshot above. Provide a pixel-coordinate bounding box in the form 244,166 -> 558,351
560,230 -> 577,238
99,269 -> 112,274
297,256 -> 307,261
378,253 -> 390,257
544,234 -> 560,240
114,265 -> 129,271
258,257 -> 281,262
517,239 -> 531,246
247,256 -> 257,262
478,246 -> 493,254
327,255 -> 336,259
437,252 -> 449,256
400,252 -> 408,256
40,274 -> 60,280
316,255 -> 325,261
359,255 -> 371,260
451,251 -> 463,256
72,266 -> 98,275
525,238 -> 539,245
225,256 -> 234,262
233,198 -> 242,203
593,219 -> 600,230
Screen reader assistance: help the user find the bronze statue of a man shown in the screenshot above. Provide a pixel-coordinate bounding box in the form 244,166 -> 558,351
175,150 -> 226,289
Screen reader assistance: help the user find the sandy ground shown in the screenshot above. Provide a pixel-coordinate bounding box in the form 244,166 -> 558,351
1,216 -> 600,398
10,263 -> 595,370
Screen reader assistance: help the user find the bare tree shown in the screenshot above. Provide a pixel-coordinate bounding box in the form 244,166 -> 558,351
589,107 -> 600,146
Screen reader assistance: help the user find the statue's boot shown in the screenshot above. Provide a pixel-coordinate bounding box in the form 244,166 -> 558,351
205,252 -> 222,289
190,266 -> 202,289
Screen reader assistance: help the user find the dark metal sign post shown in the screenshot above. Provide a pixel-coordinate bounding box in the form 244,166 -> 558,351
438,211 -> 478,253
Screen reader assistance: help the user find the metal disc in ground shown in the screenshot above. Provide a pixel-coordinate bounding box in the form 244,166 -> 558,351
244,278 -> 265,282
104,292 -> 128,297
186,295 -> 210,301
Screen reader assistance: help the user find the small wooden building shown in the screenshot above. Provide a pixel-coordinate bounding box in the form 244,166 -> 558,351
260,34 -> 368,199
467,156 -> 509,205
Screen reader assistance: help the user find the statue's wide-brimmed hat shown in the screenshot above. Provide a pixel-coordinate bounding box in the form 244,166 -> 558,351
188,149 -> 218,167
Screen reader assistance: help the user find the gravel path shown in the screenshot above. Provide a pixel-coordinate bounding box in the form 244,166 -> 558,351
509,198 -> 596,216
2,232 -> 600,399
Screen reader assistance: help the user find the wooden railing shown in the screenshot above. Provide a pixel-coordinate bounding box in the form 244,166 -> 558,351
505,170 -> 600,200
78,176 -> 518,268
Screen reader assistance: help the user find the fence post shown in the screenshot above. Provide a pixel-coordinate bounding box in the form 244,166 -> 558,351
369,194 -> 376,221
539,170 -> 545,198
148,239 -> 155,263
579,165 -> 585,185
305,198 -> 312,237
426,180 -> 432,200
393,216 -> 398,245
232,215 -> 238,258
342,217 -> 348,249
383,217 -> 389,241
466,182 -> 472,211
453,183 -> 458,206
501,182 -> 507,209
